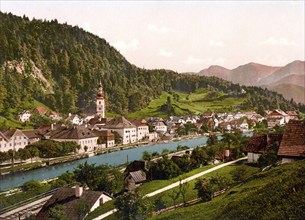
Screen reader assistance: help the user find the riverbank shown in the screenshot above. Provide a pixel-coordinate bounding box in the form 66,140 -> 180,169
0,134 -> 205,177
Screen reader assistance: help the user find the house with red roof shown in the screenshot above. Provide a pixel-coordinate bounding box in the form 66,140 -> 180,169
35,107 -> 48,115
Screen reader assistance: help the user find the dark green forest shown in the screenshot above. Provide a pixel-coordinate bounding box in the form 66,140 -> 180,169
0,12 -> 304,117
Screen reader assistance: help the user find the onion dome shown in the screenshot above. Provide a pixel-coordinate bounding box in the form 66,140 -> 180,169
97,81 -> 104,98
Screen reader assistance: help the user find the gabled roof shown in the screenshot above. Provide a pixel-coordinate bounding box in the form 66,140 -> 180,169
278,120 -> 305,157
2,129 -> 26,140
130,119 -> 148,127
88,117 -> 108,125
124,160 -> 147,173
153,121 -> 166,127
246,134 -> 282,153
287,111 -> 298,116
36,187 -> 104,220
105,116 -> 136,129
35,107 -> 48,114
18,110 -> 31,115
129,170 -> 147,183
268,109 -> 288,117
92,130 -> 114,138
38,124 -> 63,135
49,126 -> 98,140
0,131 -> 8,142
22,129 -> 43,139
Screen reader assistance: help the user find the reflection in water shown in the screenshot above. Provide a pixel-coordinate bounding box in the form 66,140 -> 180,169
0,136 -> 207,190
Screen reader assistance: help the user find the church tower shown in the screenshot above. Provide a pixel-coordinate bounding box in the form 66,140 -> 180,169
96,81 -> 105,118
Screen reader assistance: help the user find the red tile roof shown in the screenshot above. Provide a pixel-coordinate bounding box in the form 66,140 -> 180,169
35,107 -> 48,114
278,120 -> 305,157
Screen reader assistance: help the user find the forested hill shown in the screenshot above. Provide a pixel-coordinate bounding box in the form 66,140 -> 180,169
0,12 -> 304,116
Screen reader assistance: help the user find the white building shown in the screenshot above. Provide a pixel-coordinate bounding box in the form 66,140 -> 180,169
17,110 -> 32,122
153,121 -> 167,134
239,121 -> 249,130
96,82 -> 105,118
49,111 -> 61,121
0,129 -> 29,152
104,117 -> 137,145
66,114 -> 83,125
131,119 -> 149,141
48,126 -> 98,152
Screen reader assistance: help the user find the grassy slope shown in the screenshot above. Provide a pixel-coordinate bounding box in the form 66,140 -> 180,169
127,89 -> 246,119
151,160 -> 305,220
1,89 -> 246,125
0,100 -> 52,129
148,163 -> 259,214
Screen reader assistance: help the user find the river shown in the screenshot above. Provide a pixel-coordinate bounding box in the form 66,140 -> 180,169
0,136 -> 208,191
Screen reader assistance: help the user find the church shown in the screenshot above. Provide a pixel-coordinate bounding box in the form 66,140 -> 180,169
91,81 -> 149,145
96,81 -> 105,118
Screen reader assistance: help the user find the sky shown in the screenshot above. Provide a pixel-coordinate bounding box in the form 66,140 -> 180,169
0,1 -> 304,72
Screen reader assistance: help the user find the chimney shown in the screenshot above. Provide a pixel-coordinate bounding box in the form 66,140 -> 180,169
75,184 -> 83,197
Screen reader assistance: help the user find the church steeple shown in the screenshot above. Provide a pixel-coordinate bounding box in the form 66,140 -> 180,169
96,81 -> 105,118
97,81 -> 104,98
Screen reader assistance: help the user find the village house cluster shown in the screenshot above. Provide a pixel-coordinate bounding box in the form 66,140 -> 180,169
0,82 -> 300,154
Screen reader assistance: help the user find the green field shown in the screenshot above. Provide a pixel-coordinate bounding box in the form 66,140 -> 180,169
150,160 -> 305,220
127,89 -> 246,119
0,99 -> 52,129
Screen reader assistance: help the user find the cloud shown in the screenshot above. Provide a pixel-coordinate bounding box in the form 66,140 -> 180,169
184,56 -> 227,67
113,39 -> 140,53
185,56 -> 205,65
148,25 -> 171,34
209,40 -> 225,47
81,22 -> 104,37
158,49 -> 173,57
81,22 -> 92,32
259,37 -> 296,46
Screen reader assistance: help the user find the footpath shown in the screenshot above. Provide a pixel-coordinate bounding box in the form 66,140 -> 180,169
93,156 -> 247,220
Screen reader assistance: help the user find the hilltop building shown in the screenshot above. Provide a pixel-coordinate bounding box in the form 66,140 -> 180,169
17,110 -> 32,122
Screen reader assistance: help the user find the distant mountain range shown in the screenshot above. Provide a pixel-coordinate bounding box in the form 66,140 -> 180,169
197,60 -> 305,103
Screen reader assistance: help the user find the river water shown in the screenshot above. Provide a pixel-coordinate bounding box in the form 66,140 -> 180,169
0,136 -> 208,191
